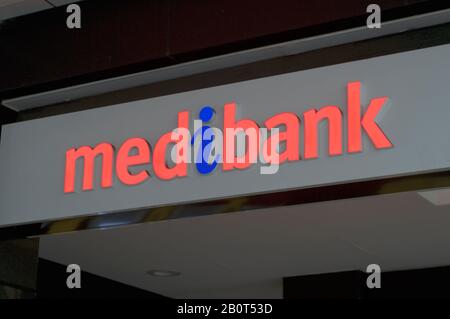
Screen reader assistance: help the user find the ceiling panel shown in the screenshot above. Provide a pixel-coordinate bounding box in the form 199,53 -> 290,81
0,0 -> 51,21
0,0 -> 82,21
47,0 -> 82,7
39,190 -> 450,298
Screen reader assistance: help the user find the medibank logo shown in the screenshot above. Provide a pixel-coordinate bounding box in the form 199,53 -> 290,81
63,81 -> 393,193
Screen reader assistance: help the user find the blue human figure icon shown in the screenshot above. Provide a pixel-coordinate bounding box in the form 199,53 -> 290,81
191,106 -> 220,174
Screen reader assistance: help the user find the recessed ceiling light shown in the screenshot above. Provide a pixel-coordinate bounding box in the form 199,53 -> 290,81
418,188 -> 450,206
146,270 -> 181,277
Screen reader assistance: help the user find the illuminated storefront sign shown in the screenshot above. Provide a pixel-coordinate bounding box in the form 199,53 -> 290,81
1,44 -> 450,227
64,81 -> 392,193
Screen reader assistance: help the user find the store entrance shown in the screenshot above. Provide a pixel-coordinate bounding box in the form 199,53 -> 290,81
34,188 -> 450,298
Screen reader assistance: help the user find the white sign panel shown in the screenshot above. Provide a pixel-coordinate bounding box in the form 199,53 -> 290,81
1,44 -> 450,227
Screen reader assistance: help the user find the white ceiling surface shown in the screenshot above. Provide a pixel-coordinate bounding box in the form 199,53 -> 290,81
39,190 -> 450,298
0,0 -> 81,21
